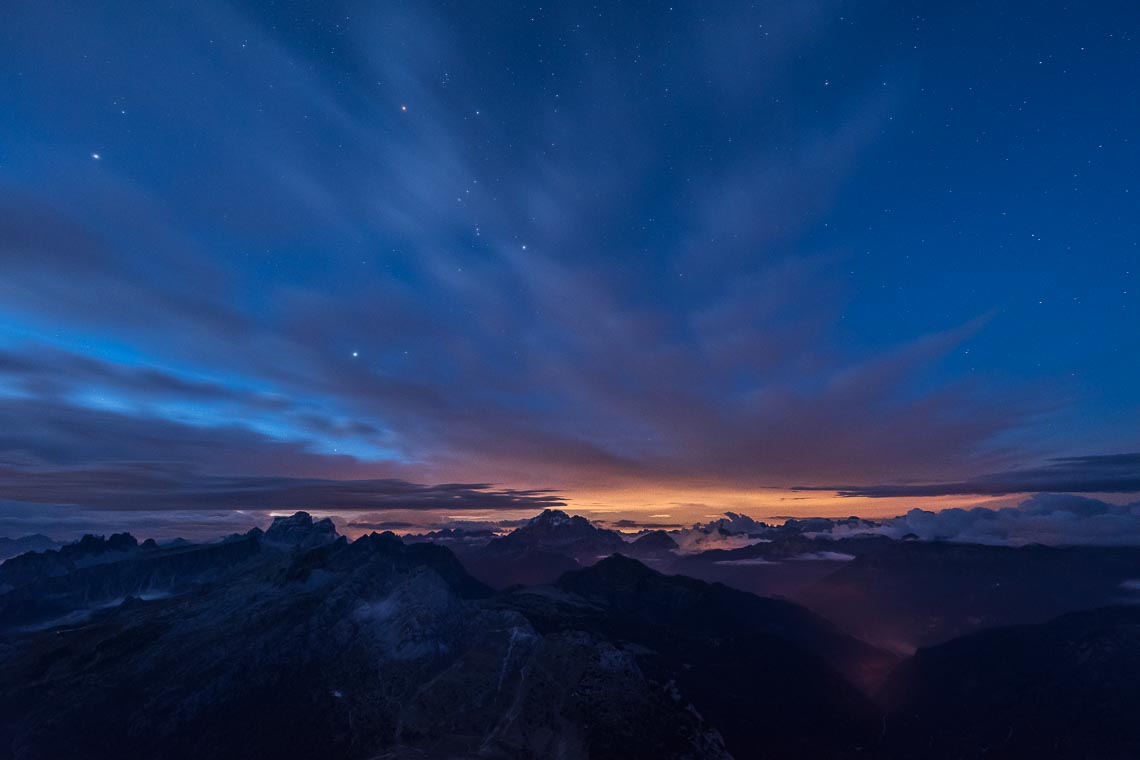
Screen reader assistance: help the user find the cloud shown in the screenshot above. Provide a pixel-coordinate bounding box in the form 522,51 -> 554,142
602,519 -> 686,531
342,520 -> 419,532
713,558 -> 778,566
789,551 -> 856,561
667,495 -> 1140,549
826,493 -> 1140,546
0,462 -> 563,513
672,513 -> 775,554
0,500 -> 268,543
812,454 -> 1140,497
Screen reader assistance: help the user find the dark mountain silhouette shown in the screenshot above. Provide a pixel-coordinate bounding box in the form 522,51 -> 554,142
487,509 -> 627,562
4,510 -> 1140,758
452,509 -> 628,588
627,529 -> 679,559
0,513 -> 359,633
0,532 -> 141,593
547,554 -> 895,691
494,554 -> 897,758
0,536 -> 59,563
879,605 -> 1140,758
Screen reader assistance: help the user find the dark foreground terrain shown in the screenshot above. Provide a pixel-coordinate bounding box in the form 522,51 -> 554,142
1,511 -> 1138,759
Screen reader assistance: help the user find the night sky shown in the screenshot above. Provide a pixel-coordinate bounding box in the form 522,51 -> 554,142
1,1 -> 1138,535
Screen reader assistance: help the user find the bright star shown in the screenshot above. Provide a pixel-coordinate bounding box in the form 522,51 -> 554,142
91,153 -> 101,160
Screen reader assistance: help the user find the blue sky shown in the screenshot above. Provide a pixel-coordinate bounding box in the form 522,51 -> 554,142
0,0 -> 1137,529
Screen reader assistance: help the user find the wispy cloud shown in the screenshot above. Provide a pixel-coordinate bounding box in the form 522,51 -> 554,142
806,454 -> 1140,497
0,0 -> 1089,510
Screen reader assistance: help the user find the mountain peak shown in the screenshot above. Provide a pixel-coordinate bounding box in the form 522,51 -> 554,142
588,552 -> 658,577
528,508 -> 576,527
630,530 -> 679,553
263,511 -> 338,548
507,510 -> 626,554
555,553 -> 664,596
75,532 -> 139,553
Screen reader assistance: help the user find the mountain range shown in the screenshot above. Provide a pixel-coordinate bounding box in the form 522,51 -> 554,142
1,509 -> 1138,758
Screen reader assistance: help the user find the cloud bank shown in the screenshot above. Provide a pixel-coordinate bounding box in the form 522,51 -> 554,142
830,494 -> 1140,546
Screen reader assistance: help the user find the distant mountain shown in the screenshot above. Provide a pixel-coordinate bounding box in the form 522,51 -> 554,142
491,509 -> 628,562
628,529 -> 679,558
451,509 -> 629,588
795,540 -> 1140,650
403,527 -> 497,547
262,510 -> 338,548
0,535 -> 59,563
880,605 -> 1140,758
0,532 -> 140,593
0,512 -> 338,631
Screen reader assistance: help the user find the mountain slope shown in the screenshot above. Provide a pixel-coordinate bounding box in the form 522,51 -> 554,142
496,554 -> 897,758
879,605 -> 1140,759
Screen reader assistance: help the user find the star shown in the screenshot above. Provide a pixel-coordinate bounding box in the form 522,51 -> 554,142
400,104 -> 407,112
351,351 -> 359,357
91,153 -> 101,160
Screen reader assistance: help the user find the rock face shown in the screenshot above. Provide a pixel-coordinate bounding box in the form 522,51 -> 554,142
879,605 -> 1140,759
262,511 -> 338,549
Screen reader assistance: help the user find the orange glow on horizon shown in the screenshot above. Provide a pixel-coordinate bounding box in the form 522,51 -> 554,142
312,486 -> 1049,540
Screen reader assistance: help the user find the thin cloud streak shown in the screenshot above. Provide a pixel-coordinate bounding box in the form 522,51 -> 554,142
805,454 -> 1140,498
